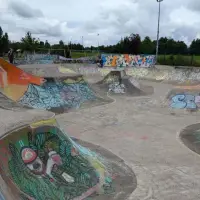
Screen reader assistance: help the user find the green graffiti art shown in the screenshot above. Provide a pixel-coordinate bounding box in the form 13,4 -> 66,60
0,125 -> 112,200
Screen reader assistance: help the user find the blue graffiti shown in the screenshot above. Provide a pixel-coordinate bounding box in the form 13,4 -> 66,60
170,94 -> 199,109
101,55 -> 107,66
18,80 -> 96,110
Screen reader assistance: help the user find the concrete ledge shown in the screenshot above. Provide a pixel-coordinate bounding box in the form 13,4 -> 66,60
0,109 -> 55,138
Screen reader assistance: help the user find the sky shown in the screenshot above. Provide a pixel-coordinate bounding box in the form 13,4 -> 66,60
0,0 -> 200,46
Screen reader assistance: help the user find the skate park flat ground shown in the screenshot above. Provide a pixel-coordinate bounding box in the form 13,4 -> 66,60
4,63 -> 200,199
56,78 -> 200,200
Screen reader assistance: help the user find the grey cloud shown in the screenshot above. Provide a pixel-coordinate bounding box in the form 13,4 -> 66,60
1,0 -> 199,46
9,1 -> 43,18
171,25 -> 198,42
187,0 -> 200,12
22,24 -> 62,37
67,21 -> 82,28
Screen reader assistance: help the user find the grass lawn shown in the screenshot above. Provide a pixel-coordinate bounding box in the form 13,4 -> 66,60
158,55 -> 200,65
71,51 -> 99,59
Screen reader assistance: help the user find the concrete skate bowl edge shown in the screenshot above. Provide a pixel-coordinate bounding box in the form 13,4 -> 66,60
126,67 -> 200,84
179,123 -> 200,156
0,115 -> 137,200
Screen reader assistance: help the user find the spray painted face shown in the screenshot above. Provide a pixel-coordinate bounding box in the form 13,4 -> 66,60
21,148 -> 45,175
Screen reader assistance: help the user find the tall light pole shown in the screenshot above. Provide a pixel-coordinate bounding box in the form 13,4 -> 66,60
81,36 -> 86,56
156,0 -> 163,64
97,33 -> 99,54
81,36 -> 84,51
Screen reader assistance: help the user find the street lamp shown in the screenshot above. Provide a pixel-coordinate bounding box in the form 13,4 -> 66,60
156,0 -> 163,64
81,36 -> 86,56
81,36 -> 84,51
97,33 -> 99,53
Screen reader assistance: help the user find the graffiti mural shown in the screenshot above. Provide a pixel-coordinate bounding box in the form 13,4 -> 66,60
101,54 -> 155,68
108,83 -> 126,94
0,118 -> 112,199
25,54 -> 58,64
170,94 -> 200,109
18,78 -> 96,111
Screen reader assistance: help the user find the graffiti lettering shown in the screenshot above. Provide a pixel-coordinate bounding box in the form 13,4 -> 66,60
101,54 -> 155,68
170,94 -> 200,109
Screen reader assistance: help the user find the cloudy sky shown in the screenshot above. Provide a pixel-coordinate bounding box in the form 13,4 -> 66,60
0,0 -> 200,46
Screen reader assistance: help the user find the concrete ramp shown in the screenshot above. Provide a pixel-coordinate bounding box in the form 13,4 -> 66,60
0,59 -> 112,113
97,69 -> 153,96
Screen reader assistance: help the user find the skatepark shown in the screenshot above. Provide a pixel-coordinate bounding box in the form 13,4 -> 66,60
0,54 -> 200,200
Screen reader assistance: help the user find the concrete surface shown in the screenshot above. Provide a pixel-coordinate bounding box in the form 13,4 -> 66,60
56,78 -> 200,200
0,109 -> 137,200
2,63 -> 200,199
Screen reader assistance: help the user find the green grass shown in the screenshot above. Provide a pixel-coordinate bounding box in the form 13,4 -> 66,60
158,55 -> 200,66
71,51 -> 99,59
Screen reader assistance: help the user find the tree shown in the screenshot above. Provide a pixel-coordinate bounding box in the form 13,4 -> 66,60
44,40 -> 51,48
59,40 -> 64,47
1,33 -> 9,53
141,36 -> 155,54
189,39 -> 200,55
128,33 -> 141,54
0,27 -> 3,55
21,32 -> 39,52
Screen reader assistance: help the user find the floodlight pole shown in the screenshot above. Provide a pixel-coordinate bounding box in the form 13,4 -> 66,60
97,33 -> 100,54
156,0 -> 163,64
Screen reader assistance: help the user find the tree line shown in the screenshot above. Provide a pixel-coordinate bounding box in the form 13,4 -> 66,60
1,26 -> 200,57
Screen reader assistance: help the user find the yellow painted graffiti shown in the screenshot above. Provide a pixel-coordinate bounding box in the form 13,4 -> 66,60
58,67 -> 76,74
30,118 -> 57,128
64,77 -> 84,84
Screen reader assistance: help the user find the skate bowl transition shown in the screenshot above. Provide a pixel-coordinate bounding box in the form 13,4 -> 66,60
0,58 -> 112,113
179,123 -> 200,156
0,109 -> 136,200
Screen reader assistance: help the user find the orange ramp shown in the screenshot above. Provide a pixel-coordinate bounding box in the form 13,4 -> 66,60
0,58 -> 45,101
0,58 -> 45,86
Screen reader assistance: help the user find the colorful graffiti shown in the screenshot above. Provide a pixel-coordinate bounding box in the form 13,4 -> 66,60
0,118 -> 112,199
101,54 -> 155,68
25,54 -> 58,64
18,78 -> 96,110
170,94 -> 200,109
0,59 -> 97,112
